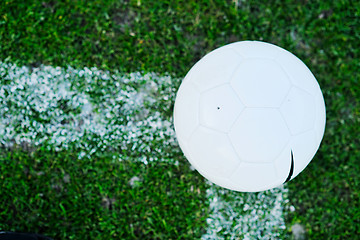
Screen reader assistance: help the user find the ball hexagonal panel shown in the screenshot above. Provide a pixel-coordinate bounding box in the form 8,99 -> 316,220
189,48 -> 242,92
173,81 -> 200,141
199,84 -> 245,133
230,59 -> 291,107
229,108 -> 290,163
228,41 -> 281,59
280,87 -> 316,135
274,143 -> 293,182
230,163 -> 278,192
314,92 -> 326,143
289,130 -> 317,179
275,49 -> 319,95
187,126 -> 241,180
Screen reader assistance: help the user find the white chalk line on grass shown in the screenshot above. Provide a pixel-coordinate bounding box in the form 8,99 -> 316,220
0,62 -> 289,239
202,184 -> 288,240
0,62 -> 178,163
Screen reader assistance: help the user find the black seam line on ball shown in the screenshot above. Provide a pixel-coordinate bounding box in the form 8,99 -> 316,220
284,150 -> 294,183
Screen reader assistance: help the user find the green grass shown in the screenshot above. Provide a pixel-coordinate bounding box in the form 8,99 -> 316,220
2,0 -> 356,76
0,147 -> 208,239
0,0 -> 359,239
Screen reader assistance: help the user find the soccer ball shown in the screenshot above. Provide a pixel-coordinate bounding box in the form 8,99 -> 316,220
173,41 -> 326,192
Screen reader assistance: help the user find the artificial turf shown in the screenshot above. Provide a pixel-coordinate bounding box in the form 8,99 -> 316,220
0,0 -> 359,239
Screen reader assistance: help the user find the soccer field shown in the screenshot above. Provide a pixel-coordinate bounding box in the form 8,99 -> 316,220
0,1 -> 359,239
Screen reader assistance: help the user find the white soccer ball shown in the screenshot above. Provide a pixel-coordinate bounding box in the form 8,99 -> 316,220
173,41 -> 326,192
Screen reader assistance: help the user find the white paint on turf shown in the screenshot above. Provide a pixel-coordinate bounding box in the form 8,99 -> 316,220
0,62 -> 178,163
0,62 -> 289,239
202,183 -> 287,240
